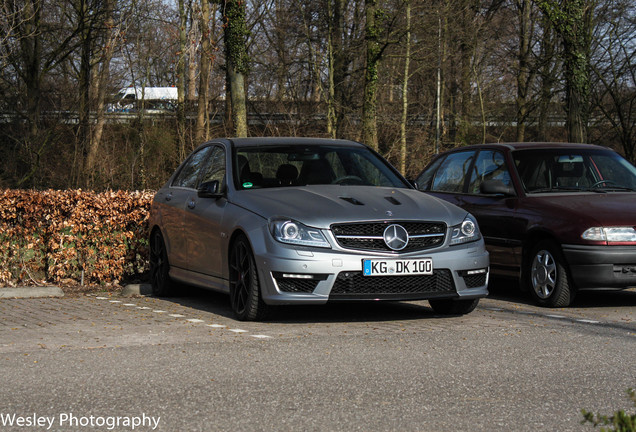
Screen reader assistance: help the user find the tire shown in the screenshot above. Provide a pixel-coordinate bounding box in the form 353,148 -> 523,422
149,230 -> 174,297
429,298 -> 479,315
229,236 -> 268,321
526,240 -> 574,307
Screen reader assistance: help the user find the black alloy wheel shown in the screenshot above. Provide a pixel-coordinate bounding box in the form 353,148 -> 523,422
229,235 -> 268,321
149,230 -> 174,296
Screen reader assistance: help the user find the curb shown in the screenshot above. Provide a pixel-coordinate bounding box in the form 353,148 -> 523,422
121,283 -> 153,297
0,286 -> 65,299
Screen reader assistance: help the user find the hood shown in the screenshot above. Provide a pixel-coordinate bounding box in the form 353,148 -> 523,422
230,186 -> 467,229
524,192 -> 636,227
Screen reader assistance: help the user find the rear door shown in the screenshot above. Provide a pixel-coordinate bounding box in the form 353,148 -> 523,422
161,146 -> 214,269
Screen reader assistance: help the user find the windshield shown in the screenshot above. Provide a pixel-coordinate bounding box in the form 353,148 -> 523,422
234,145 -> 409,190
513,148 -> 636,193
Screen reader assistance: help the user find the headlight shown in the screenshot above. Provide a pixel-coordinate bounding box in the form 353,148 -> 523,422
582,227 -> 636,242
450,215 -> 481,245
269,218 -> 331,248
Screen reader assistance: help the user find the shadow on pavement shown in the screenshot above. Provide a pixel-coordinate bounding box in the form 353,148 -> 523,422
148,277 -> 635,324
151,283 -> 457,324
487,276 -> 636,309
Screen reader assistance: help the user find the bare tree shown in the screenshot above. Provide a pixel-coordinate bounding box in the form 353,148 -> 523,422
536,0 -> 594,143
195,0 -> 214,142
361,0 -> 381,150
590,0 -> 636,161
84,0 -> 121,183
398,0 -> 411,173
221,0 -> 248,137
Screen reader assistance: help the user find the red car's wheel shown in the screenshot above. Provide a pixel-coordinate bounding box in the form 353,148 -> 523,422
527,240 -> 574,307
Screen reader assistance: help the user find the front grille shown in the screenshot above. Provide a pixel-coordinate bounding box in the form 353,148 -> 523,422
331,221 -> 446,253
463,273 -> 487,288
330,269 -> 455,296
275,278 -> 319,293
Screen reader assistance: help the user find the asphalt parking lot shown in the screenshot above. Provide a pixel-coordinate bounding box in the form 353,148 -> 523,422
1,283 -> 635,431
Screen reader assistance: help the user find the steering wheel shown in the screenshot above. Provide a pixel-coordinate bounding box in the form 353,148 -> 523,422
332,175 -> 364,185
591,179 -> 619,188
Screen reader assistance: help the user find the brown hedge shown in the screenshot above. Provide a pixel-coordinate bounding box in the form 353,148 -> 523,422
0,189 -> 154,287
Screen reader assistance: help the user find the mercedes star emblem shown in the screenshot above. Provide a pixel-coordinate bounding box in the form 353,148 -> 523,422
383,224 -> 409,251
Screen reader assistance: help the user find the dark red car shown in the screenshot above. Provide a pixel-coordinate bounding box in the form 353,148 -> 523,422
416,142 -> 636,307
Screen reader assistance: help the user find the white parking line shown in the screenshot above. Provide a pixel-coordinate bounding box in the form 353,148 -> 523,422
576,319 -> 600,324
483,304 -> 612,328
93,296 -> 272,339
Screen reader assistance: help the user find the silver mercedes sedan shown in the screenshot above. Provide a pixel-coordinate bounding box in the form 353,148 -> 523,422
149,138 -> 489,320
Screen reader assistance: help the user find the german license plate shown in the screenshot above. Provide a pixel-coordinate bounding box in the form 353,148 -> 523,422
362,258 -> 433,276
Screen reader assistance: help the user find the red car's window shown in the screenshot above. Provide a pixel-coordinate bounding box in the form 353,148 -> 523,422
468,150 -> 512,194
431,151 -> 475,193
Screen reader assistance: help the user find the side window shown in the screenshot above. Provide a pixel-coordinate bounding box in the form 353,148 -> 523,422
515,154 -> 549,192
431,151 -> 475,192
200,146 -> 226,187
468,150 -> 512,194
172,146 -> 213,189
416,157 -> 444,191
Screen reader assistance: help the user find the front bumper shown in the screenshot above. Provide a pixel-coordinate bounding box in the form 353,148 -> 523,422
562,244 -> 636,290
251,234 -> 489,305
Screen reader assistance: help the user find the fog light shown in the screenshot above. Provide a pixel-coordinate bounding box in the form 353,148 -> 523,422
282,273 -> 315,279
464,268 -> 487,275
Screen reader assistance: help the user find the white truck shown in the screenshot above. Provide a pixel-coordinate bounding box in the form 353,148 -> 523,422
109,87 -> 178,112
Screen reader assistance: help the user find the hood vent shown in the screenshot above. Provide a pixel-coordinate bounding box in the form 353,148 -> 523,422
339,196 -> 364,206
385,196 -> 401,205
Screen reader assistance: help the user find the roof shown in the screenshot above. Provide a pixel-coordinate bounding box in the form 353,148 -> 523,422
442,142 -> 609,152
223,137 -> 367,149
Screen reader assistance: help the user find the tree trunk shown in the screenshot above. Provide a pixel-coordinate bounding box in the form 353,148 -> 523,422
516,0 -> 533,142
177,0 -> 188,160
536,0 -> 592,143
537,14 -> 558,141
16,0 -> 43,187
399,0 -> 411,174
195,0 -> 212,143
77,0 -> 92,184
85,1 -> 117,188
223,0 -> 249,137
326,0 -> 337,138
331,0 -> 347,138
362,0 -> 380,150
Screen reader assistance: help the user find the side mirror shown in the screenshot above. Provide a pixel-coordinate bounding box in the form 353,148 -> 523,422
480,179 -> 515,196
197,180 -> 223,199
